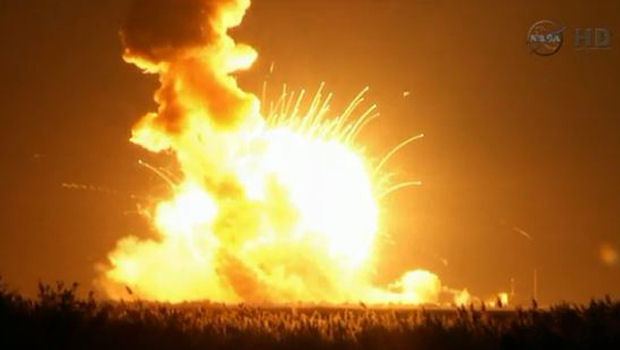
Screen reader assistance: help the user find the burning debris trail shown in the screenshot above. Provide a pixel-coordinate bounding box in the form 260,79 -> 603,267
98,0 -> 472,305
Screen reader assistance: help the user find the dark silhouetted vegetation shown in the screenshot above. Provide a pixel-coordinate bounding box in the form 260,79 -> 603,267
1,278 -> 619,349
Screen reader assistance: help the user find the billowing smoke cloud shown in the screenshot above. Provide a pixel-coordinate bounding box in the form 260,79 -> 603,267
122,0 -> 217,63
122,0 -> 259,141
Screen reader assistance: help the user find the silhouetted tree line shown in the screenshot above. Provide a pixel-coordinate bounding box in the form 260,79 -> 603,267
0,278 -> 619,349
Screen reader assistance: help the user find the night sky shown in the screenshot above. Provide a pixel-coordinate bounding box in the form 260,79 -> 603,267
1,0 -> 619,304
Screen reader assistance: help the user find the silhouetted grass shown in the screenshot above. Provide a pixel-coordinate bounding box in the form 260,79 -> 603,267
1,278 -> 619,349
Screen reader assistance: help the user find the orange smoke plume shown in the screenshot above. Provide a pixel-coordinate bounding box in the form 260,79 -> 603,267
123,0 -> 259,138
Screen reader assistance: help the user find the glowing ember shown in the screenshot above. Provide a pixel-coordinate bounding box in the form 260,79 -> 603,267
600,243 -> 619,266
98,0 -> 467,305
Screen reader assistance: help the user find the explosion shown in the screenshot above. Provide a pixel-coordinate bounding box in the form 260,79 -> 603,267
99,0 -> 465,305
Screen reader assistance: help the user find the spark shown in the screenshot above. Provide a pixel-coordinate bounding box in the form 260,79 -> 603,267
137,159 -> 177,190
512,226 -> 533,241
374,133 -> 425,177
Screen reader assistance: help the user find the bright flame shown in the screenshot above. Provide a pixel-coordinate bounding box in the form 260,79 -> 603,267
385,270 -> 443,304
454,289 -> 472,306
99,0 -> 457,305
485,292 -> 510,308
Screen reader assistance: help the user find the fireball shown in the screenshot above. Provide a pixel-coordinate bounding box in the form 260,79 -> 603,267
99,0 -> 449,305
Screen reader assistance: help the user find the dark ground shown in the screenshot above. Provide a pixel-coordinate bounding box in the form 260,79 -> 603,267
1,279 -> 619,349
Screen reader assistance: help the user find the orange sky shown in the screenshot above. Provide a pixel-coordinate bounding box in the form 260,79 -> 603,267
0,0 -> 619,304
